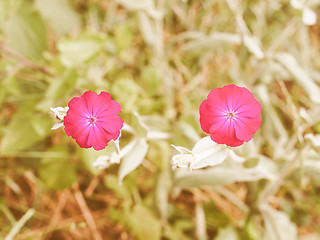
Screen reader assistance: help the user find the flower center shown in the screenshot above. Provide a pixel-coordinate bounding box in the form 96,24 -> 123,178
89,116 -> 97,123
227,111 -> 236,119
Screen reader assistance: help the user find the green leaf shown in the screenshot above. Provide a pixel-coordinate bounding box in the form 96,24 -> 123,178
163,224 -> 190,240
115,24 -> 133,51
0,0 -> 22,24
36,69 -> 78,111
139,115 -> 171,133
243,157 -> 260,168
118,138 -> 148,183
104,175 -> 131,200
215,227 -> 238,240
126,204 -> 161,240
1,110 -> 51,155
49,69 -> 78,99
140,65 -> 162,97
35,0 -> 80,36
239,220 -> 261,240
111,78 -> 143,111
77,148 -> 102,175
39,146 -> 77,190
4,3 -> 47,61
116,0 -> 147,10
58,33 -> 105,67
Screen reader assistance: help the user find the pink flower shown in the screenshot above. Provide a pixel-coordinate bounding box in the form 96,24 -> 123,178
64,91 -> 123,150
199,84 -> 261,147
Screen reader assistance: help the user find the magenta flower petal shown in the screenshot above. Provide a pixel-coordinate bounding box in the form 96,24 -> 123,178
97,100 -> 121,117
199,84 -> 261,147
199,100 -> 225,133
210,121 -> 244,147
67,97 -> 90,117
234,116 -> 261,142
82,91 -> 111,116
98,115 -> 125,133
64,91 -> 123,150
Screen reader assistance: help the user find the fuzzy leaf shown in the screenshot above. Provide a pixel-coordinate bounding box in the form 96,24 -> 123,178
118,139 -> 148,182
174,165 -> 271,188
260,204 -> 297,240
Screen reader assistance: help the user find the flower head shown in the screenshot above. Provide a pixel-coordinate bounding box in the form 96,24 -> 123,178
64,91 -> 123,150
199,84 -> 261,147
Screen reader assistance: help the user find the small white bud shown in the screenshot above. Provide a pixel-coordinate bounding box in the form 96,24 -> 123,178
302,8 -> 317,26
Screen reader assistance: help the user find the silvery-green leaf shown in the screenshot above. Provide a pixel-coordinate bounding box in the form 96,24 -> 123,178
180,32 -> 241,52
191,137 -> 228,169
110,133 -> 121,155
50,106 -> 69,120
51,122 -> 63,130
227,150 -> 246,162
171,145 -> 194,169
138,12 -> 156,46
178,122 -> 201,143
93,152 -> 120,170
171,145 -> 192,154
122,123 -> 135,133
256,84 -> 289,156
299,108 -> 312,122
195,203 -> 207,240
146,131 -> 171,140
260,204 -> 297,240
118,139 -> 148,183
155,171 -> 171,221
132,112 -> 148,138
171,153 -> 194,170
119,138 -> 139,158
174,165 -> 271,188
275,53 -> 320,104
303,150 -> 320,185
304,134 -> 320,147
243,35 -> 264,59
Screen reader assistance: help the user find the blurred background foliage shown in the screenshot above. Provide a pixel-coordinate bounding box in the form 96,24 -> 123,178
1,0 -> 320,239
